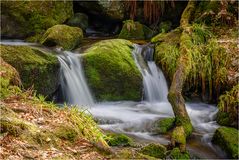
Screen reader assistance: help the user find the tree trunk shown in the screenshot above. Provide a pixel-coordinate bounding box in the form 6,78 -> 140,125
168,1 -> 196,152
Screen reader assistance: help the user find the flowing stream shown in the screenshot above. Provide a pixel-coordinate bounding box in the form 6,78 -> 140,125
2,40 -> 226,159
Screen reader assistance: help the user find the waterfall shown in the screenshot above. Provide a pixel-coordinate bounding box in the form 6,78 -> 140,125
57,51 -> 94,107
132,44 -> 168,102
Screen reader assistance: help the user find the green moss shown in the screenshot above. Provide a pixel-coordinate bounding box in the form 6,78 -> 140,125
55,125 -> 79,142
82,39 -> 142,101
154,118 -> 175,134
217,85 -> 239,128
212,127 -> 239,159
1,1 -> 73,38
40,24 -> 83,50
0,45 -> 59,96
172,126 -> 186,145
105,133 -> 132,147
113,149 -> 157,159
118,20 -> 145,40
175,117 -> 193,137
169,147 -> 190,159
159,21 -> 172,33
139,143 -> 166,159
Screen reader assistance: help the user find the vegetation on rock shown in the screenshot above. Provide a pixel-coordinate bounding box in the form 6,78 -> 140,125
217,85 -> 239,128
105,133 -> 132,147
139,143 -> 166,159
0,45 -> 59,96
1,1 -> 73,38
154,118 -> 175,134
40,24 -> 83,50
119,20 -> 154,40
212,127 -> 239,159
169,147 -> 190,159
82,39 -> 142,101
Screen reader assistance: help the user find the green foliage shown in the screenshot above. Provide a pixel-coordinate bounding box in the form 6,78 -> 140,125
40,24 -> 83,50
105,133 -> 132,147
159,21 -> 172,33
192,23 -> 212,44
139,143 -> 166,159
169,147 -> 190,160
217,85 -> 239,128
0,45 -> 59,96
212,127 -> 239,159
154,118 -> 175,134
82,39 -> 142,101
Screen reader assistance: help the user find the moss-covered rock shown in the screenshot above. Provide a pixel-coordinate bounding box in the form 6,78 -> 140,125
216,85 -> 239,128
0,58 -> 22,99
67,13 -> 88,31
105,133 -> 132,147
0,45 -> 60,96
82,39 -> 142,101
159,21 -> 172,33
169,147 -> 190,160
212,127 -> 239,159
154,118 -> 175,134
171,126 -> 187,152
40,24 -> 83,50
139,143 -> 166,159
118,20 -> 154,40
1,1 -> 73,38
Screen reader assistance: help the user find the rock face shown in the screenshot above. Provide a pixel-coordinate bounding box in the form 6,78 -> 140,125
82,39 -> 142,101
212,127 -> 239,159
1,1 -> 73,38
75,1 -> 125,21
118,20 -> 154,40
67,13 -> 89,31
0,45 -> 60,96
40,25 -> 83,50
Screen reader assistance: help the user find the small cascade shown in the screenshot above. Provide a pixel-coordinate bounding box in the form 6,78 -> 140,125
57,51 -> 94,107
132,44 -> 168,102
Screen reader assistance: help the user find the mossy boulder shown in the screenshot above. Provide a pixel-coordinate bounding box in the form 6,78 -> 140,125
106,133 -> 132,147
0,45 -> 60,96
212,127 -> 239,159
40,24 -> 83,50
1,1 -> 73,38
216,84 -> 239,128
169,147 -> 190,159
0,58 -> 22,99
119,20 -> 154,40
82,39 -> 142,101
154,118 -> 175,134
67,13 -> 88,31
139,143 -> 166,159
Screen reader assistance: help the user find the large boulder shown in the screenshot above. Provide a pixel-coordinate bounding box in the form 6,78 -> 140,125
118,20 -> 154,40
212,127 -> 239,159
67,13 -> 89,30
82,39 -> 142,101
75,1 -> 125,21
1,1 -> 73,38
0,45 -> 60,96
40,25 -> 83,50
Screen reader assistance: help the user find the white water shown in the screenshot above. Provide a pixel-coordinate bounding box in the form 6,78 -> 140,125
132,44 -> 168,102
57,51 -> 94,107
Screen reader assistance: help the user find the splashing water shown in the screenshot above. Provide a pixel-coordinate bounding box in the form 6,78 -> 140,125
57,51 -> 94,107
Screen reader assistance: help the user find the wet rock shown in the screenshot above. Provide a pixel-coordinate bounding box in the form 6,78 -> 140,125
139,143 -> 166,159
168,147 -> 190,159
67,13 -> 88,31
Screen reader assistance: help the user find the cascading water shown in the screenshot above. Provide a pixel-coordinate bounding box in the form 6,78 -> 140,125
132,44 -> 168,102
57,51 -> 94,107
